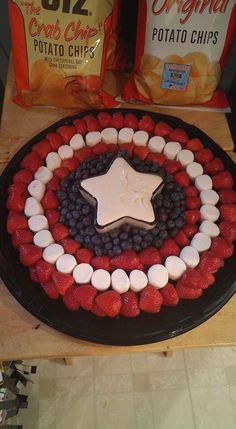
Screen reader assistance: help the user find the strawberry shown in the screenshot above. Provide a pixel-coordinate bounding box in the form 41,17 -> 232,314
139,284 -> 163,313
124,113 -> 138,130
36,260 -> 55,283
138,247 -> 162,265
74,146 -> 92,163
197,251 -> 224,273
111,250 -> 140,270
147,152 -> 166,166
41,190 -> 59,210
160,239 -> 180,259
91,302 -> 106,317
219,221 -> 236,242
133,146 -> 149,160
12,229 -> 33,248
174,171 -> 190,187
197,271 -> 215,287
7,192 -> 25,211
51,223 -> 69,240
33,139 -> 51,159
218,190 -> 236,204
63,285 -> 80,310
174,230 -> 190,247
57,125 -> 76,143
19,244 -> 42,266
110,112 -> 124,129
185,197 -> 201,210
52,272 -> 74,295
138,115 -> 155,133
182,224 -> 198,239
61,158 -> 79,172
83,115 -> 100,132
177,268 -> 208,289
46,132 -> 63,151
54,167 -> 70,179
185,138 -> 203,152
29,265 -> 39,282
91,256 -> 111,271
176,284 -> 203,299
185,210 -> 201,225
195,148 -> 214,164
41,281 -> 59,300
92,142 -> 109,156
13,169 -> 33,184
220,204 -> 236,222
21,152 -> 42,173
120,291 -> 140,317
204,157 -> 224,176
154,121 -> 173,136
73,118 -> 87,135
76,284 -> 97,310
46,176 -> 60,191
212,171 -> 233,190
168,128 -> 189,144
76,248 -> 93,263
160,283 -> 179,307
8,183 -> 27,195
107,143 -> 119,153
164,160 -> 182,174
97,112 -> 112,128
60,238 -> 80,254
210,237 -> 234,259
95,290 -> 122,317
7,211 -> 28,234
119,142 -> 134,156
184,186 -> 199,197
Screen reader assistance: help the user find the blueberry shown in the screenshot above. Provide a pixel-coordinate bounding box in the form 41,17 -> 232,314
160,230 -> 168,239
167,220 -> 175,229
82,217 -> 92,226
102,234 -> 110,244
119,232 -> 128,241
91,235 -> 101,245
84,236 -> 91,245
153,237 -> 163,248
69,219 -> 77,228
75,234 -> 83,242
69,227 -> 77,236
110,230 -> 119,238
82,205 -> 90,215
133,234 -> 142,244
113,245 -> 122,255
105,242 -> 112,250
85,226 -> 95,236
94,246 -> 103,256
159,213 -> 168,222
113,238 -> 120,245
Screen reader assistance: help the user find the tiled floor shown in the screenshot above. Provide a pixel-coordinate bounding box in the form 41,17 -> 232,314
9,347 -> 236,429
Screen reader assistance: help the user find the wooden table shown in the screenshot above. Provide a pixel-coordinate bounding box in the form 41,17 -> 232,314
0,63 -> 235,362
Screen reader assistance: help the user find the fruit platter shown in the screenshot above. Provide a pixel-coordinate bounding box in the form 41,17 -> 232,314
0,108 -> 236,346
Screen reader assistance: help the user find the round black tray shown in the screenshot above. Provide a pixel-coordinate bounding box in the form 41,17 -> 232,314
0,108 -> 236,346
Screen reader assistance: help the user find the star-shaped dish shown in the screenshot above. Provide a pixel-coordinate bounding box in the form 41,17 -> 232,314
80,157 -> 164,233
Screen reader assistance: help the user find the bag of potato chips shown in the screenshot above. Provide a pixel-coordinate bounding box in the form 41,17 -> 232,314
9,0 -> 116,109
124,0 -> 236,108
106,0 -> 127,70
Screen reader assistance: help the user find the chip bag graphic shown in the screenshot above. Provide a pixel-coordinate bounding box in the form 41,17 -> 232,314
9,0 -> 116,109
124,0 -> 236,108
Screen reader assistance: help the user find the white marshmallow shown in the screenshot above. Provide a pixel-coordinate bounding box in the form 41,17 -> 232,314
165,256 -> 187,280
191,232 -> 211,252
34,166 -> 53,184
43,243 -> 64,264
148,136 -> 165,153
200,189 -> 219,206
28,180 -> 46,201
58,145 -> 73,160
69,134 -> 85,150
46,152 -> 61,171
130,270 -> 148,292
199,220 -> 220,238
33,230 -> 54,248
176,149 -> 194,167
73,263 -> 93,283
28,215 -> 48,232
195,174 -> 213,192
24,197 -> 43,217
56,254 -> 77,274
163,142 -> 182,160
179,246 -> 200,268
200,205 -> 220,222
186,162 -> 204,180
91,269 -> 111,291
86,132 -> 101,146
133,130 -> 149,146
147,264 -> 169,289
101,128 -> 118,144
111,269 -> 130,294
118,128 -> 134,144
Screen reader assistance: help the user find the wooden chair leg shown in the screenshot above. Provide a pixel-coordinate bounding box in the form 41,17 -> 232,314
64,357 -> 74,366
163,351 -> 173,358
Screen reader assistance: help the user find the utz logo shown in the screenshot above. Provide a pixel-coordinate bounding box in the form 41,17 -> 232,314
151,0 -> 230,24
42,0 -> 89,15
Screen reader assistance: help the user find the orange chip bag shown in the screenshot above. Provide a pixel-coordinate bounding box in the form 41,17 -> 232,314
124,0 -> 236,109
9,0 -> 116,109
